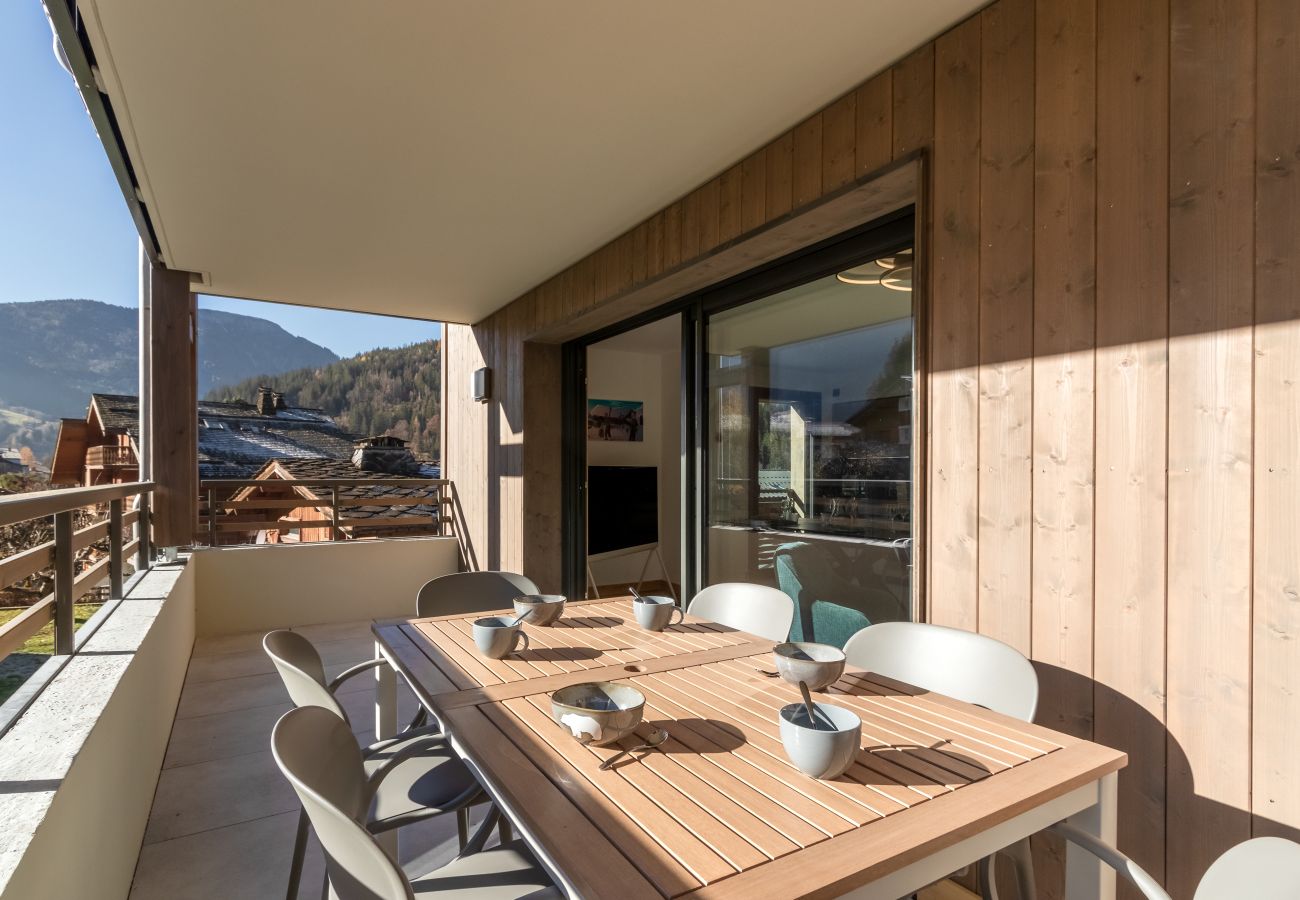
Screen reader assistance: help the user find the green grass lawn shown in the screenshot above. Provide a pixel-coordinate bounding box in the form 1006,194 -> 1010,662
0,602 -> 103,703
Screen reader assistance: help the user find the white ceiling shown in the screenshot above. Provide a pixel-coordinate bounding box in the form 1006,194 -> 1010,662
80,1 -> 981,325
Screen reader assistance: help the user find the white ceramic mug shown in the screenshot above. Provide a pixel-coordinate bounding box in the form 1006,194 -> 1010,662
472,616 -> 530,659
633,595 -> 683,632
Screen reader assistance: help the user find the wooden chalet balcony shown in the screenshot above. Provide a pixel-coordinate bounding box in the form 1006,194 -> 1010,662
197,477 -> 456,545
85,445 -> 135,469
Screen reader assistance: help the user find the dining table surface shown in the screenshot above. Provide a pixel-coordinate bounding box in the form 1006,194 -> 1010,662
373,596 -> 1127,900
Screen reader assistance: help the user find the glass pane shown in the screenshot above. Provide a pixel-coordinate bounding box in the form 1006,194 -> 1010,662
705,254 -> 914,645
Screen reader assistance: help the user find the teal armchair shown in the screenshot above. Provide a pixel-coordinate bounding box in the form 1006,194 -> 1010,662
774,541 -> 907,648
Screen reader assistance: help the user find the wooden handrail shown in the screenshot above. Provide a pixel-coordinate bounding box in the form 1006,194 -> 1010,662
0,509 -> 138,593
0,481 -> 155,528
199,478 -> 447,489
0,537 -> 139,659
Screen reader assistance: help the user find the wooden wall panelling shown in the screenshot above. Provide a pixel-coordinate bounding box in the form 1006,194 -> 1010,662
1092,0 -> 1169,890
1030,0 -> 1097,892
892,44 -> 934,159
697,177 -> 721,255
1166,0 -> 1256,891
792,115 -> 823,208
855,71 -> 893,178
718,163 -> 743,244
1030,0 -> 1097,741
928,16 -> 982,633
1252,0 -> 1300,844
646,211 -> 666,281
681,190 -> 702,262
663,201 -> 683,271
740,149 -> 767,234
976,0 -> 1035,657
522,339 -> 564,592
631,222 -> 649,285
821,91 -> 857,192
765,132 -> 794,221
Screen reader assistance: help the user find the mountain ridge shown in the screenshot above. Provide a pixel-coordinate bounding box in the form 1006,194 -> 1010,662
0,299 -> 341,461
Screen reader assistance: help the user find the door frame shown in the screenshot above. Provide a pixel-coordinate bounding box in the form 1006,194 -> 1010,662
562,209 -> 918,606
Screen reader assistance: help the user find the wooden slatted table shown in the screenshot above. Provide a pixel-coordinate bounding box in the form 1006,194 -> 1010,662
374,598 -> 1125,900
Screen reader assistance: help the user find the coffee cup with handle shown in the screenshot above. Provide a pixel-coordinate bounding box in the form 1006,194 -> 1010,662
633,595 -> 683,632
472,615 -> 530,659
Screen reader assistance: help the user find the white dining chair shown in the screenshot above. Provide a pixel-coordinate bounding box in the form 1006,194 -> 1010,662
263,630 -> 484,900
842,621 -> 1039,899
272,705 -> 560,900
416,571 -> 540,618
686,582 -> 794,643
1051,823 -> 1300,900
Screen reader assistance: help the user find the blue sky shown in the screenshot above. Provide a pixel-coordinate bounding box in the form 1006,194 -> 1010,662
0,2 -> 437,358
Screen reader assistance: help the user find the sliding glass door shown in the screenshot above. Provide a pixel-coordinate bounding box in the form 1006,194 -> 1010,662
704,250 -> 914,646
564,213 -> 917,644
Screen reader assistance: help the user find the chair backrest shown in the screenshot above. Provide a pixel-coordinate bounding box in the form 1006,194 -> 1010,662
841,622 -> 1038,721
1195,837 -> 1300,900
687,583 -> 795,643
415,571 -> 540,618
263,630 -> 347,722
272,707 -> 414,900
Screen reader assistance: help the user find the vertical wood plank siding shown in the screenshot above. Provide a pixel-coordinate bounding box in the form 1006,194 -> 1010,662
442,0 -> 1300,892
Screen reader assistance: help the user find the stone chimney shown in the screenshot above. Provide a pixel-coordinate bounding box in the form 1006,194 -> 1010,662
256,386 -> 275,416
352,435 -> 418,475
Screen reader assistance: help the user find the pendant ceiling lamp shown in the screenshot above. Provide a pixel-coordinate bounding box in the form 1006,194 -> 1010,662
836,250 -> 913,291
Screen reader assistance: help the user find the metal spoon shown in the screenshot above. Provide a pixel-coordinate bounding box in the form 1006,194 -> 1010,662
628,586 -> 645,602
798,680 -> 833,730
598,728 -> 669,770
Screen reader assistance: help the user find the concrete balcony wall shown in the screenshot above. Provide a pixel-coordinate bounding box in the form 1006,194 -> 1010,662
191,536 -> 460,636
0,560 -> 195,900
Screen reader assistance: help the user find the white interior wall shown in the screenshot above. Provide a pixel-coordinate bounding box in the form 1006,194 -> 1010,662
586,342 -> 681,588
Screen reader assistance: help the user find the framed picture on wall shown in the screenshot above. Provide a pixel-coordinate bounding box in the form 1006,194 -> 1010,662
587,399 -> 644,442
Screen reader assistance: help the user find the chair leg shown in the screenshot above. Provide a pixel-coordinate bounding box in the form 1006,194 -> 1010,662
286,806 -> 309,900
1006,838 -> 1036,900
498,815 -> 512,844
978,853 -> 1001,900
456,807 -> 469,850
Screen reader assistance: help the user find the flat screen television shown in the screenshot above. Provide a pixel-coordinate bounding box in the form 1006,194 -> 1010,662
588,465 -> 658,555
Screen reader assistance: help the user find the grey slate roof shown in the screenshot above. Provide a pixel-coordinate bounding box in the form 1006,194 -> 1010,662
91,393 -> 358,479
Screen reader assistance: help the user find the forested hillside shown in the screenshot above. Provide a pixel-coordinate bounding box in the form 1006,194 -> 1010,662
207,340 -> 441,459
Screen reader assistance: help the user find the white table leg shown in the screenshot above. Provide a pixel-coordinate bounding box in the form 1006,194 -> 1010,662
374,641 -> 397,740
1065,772 -> 1118,900
374,642 -> 399,860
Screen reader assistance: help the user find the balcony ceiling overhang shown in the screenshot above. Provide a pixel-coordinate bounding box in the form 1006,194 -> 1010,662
74,1 -> 982,324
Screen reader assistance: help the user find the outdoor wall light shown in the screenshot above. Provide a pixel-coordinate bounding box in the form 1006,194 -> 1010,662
472,367 -> 492,403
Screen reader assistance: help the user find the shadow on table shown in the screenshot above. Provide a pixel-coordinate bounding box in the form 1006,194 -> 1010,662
558,615 -> 625,628
640,717 -> 747,754
854,743 -> 992,785
516,646 -> 604,662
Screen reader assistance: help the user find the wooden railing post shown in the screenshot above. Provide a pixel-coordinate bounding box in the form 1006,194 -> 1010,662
330,487 -> 341,541
53,510 -> 74,655
109,498 -> 124,600
207,487 -> 216,547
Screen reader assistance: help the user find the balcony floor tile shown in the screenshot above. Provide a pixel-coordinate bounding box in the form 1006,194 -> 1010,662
132,620 -> 454,899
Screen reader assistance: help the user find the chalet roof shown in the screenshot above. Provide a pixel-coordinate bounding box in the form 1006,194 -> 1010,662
252,457 -> 442,524
89,393 -> 358,480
